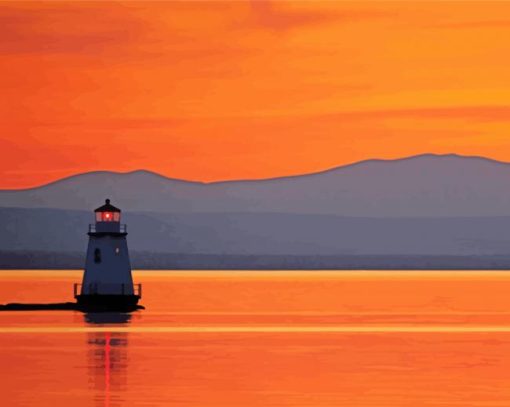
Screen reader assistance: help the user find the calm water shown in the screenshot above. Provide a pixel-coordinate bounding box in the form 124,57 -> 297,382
2,270 -> 510,406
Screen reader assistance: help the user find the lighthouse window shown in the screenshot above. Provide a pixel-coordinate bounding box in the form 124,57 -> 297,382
94,248 -> 102,264
115,247 -> 120,255
96,211 -> 120,222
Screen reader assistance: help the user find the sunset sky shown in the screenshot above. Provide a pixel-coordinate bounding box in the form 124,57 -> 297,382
2,1 -> 510,188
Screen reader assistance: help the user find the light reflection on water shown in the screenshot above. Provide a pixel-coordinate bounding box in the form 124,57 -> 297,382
85,314 -> 131,407
3,271 -> 510,406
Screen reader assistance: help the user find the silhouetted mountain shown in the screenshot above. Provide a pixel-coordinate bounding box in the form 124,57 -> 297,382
4,154 -> 510,268
2,154 -> 510,217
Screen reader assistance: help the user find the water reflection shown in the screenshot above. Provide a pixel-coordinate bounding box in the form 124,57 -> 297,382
85,313 -> 131,407
85,312 -> 132,325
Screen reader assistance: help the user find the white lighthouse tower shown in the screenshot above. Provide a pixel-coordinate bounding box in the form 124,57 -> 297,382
75,199 -> 141,311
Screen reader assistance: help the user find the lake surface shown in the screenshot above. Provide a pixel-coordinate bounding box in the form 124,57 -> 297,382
2,270 -> 510,406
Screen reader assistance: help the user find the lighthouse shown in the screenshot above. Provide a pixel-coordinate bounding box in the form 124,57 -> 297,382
75,199 -> 141,311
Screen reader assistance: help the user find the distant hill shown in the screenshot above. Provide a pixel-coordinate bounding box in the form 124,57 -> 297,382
2,154 -> 510,217
3,153 -> 510,269
2,208 -> 510,257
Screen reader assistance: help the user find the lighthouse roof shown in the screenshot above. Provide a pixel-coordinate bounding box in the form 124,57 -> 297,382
94,199 -> 121,213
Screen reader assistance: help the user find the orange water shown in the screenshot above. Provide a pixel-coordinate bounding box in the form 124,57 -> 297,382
1,270 -> 510,406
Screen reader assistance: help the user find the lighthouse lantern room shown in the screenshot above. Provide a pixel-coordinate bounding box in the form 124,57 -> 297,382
75,199 -> 141,311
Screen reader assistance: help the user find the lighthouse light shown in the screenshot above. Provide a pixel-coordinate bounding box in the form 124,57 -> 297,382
101,212 -> 114,222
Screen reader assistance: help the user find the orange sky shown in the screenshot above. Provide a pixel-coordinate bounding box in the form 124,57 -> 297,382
2,1 -> 510,189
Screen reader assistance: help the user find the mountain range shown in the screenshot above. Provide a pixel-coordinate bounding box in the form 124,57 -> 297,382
3,153 -> 510,268
3,153 -> 510,217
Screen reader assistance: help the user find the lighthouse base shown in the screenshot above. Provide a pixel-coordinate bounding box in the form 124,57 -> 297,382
75,294 -> 141,312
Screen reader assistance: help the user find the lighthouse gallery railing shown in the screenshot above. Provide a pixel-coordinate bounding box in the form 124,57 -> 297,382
74,283 -> 142,297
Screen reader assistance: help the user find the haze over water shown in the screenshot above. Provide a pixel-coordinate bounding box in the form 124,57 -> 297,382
2,270 -> 510,406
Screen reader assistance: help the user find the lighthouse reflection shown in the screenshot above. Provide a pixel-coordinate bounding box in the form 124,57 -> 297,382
85,313 -> 131,407
85,312 -> 132,325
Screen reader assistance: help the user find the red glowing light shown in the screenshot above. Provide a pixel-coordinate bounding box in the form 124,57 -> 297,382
102,212 -> 114,222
